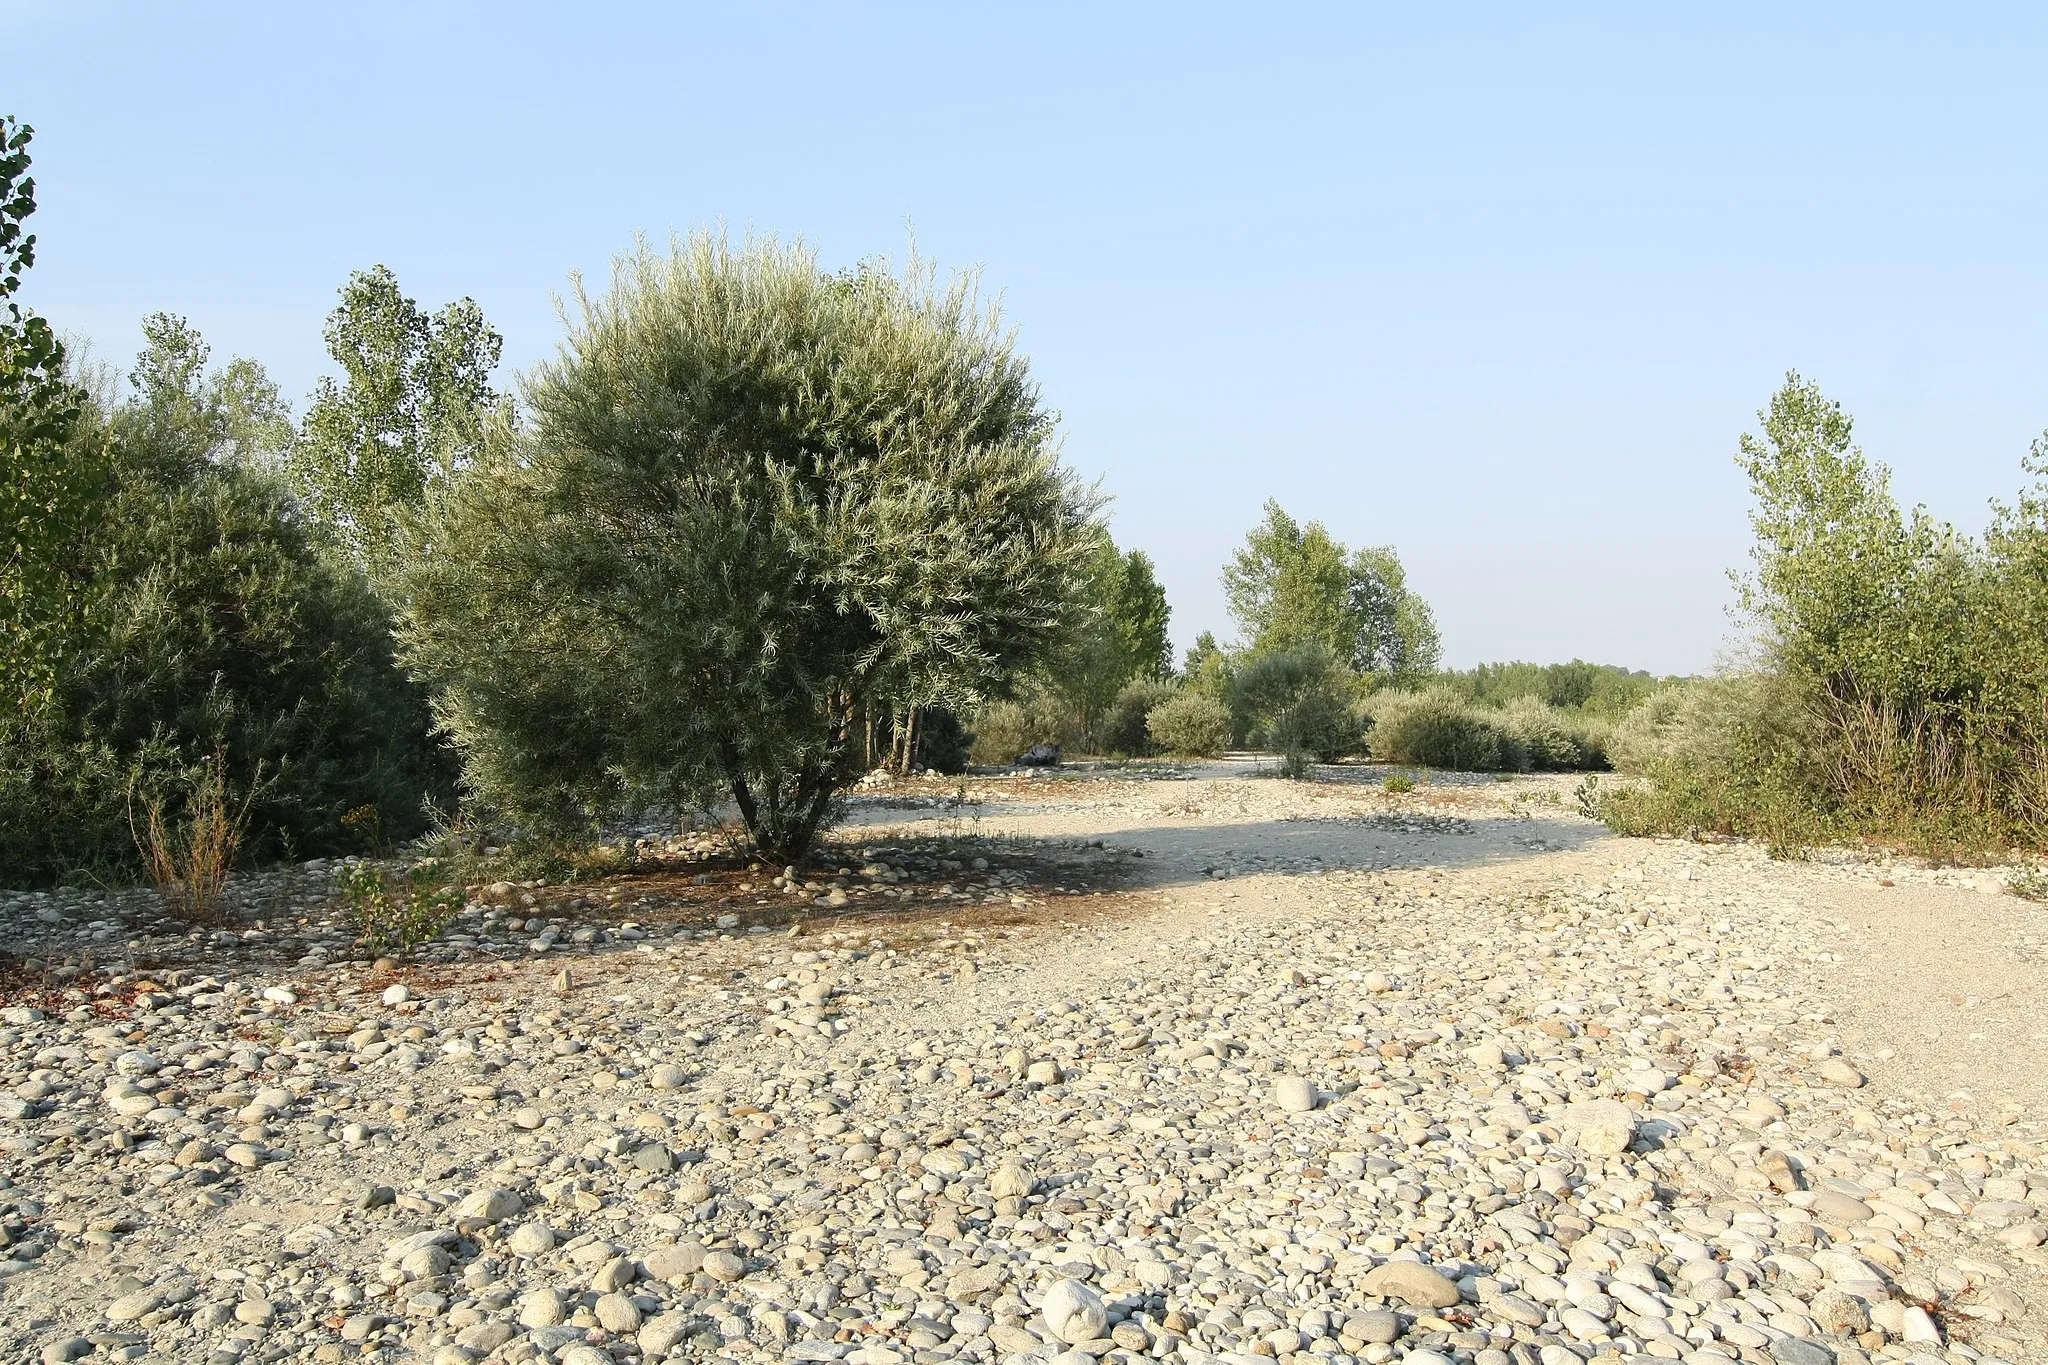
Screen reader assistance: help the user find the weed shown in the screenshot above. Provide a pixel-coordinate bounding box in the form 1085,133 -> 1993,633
129,751 -> 259,925
1383,773 -> 1416,794
340,864 -> 462,960
2009,866 -> 2048,901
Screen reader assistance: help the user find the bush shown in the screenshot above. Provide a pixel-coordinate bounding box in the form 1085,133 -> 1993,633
1269,678 -> 1363,774
1147,691 -> 1232,757
1497,696 -> 1612,771
1595,673 -> 1833,855
1369,687 -> 1521,771
0,337 -> 448,886
340,863 -> 462,959
970,691 -> 1079,765
396,236 -> 1097,861
1102,678 -> 1179,757
1382,773 -> 1416,793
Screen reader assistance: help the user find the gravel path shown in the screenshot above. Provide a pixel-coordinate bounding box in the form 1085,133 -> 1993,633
2,769 -> 2044,1365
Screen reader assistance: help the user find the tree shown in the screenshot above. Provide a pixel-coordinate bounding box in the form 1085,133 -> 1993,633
394,235 -> 1098,862
292,265 -> 504,561
1,318 -> 447,884
1043,536 -> 1174,748
1,116 -> 99,715
1223,499 -> 1438,682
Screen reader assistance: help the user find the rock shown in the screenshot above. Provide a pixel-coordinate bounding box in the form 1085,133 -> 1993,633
106,1288 -> 162,1322
455,1186 -> 522,1223
1769,1342 -> 1836,1365
261,985 -> 297,1005
590,1254 -> 636,1292
1814,1056 -> 1865,1088
1900,1304 -> 1942,1344
640,1313 -> 691,1354
40,1338 -> 93,1364
1563,1099 -> 1637,1155
1807,1288 -> 1868,1335
559,1347 -> 616,1365
649,1063 -> 688,1089
455,1321 -> 517,1352
1812,1190 -> 1874,1225
1359,1260 -> 1461,1308
1345,1310 -> 1401,1344
505,1222 -> 555,1257
222,1142 -> 264,1168
595,1291 -> 642,1332
1271,1075 -> 1317,1112
701,1248 -> 746,1282
1041,1278 -> 1107,1345
518,1286 -> 566,1328
644,1242 -> 706,1281
382,983 -> 411,1006
1015,743 -> 1062,767
990,1165 -> 1034,1199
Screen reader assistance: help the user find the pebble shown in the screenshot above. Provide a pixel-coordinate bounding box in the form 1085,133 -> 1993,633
0,775 -> 2042,1365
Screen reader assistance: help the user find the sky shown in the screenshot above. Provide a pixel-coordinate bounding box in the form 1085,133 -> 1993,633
7,3 -> 2047,675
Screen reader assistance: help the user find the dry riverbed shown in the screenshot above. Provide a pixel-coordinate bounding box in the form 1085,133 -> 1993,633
3,763 -> 2046,1365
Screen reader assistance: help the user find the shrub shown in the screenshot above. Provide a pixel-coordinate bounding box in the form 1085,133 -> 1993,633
1497,696 -> 1612,771
1369,687 -> 1521,771
396,236 -> 1097,861
130,750 -> 255,924
1147,691 -> 1232,757
0,325 -> 449,885
970,691 -> 1080,765
1382,773 -> 1416,793
1268,677 -> 1364,774
340,863 -> 462,959
1103,678 -> 1179,757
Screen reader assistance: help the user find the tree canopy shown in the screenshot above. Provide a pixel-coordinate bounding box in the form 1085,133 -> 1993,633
394,235 -> 1099,860
1223,498 -> 1439,682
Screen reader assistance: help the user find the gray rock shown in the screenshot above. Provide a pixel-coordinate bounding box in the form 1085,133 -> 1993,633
1360,1261 -> 1461,1308
1041,1277 -> 1107,1345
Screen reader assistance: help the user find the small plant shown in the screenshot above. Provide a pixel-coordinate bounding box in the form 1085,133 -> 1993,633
129,751 -> 258,924
340,864 -> 462,959
2009,865 -> 2048,901
339,803 -> 386,854
1383,773 -> 1416,794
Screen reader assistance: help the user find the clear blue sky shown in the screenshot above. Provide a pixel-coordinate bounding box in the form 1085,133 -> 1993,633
9,3 -> 2047,674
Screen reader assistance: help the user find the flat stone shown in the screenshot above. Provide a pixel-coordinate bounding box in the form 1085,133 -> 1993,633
1359,1260 -> 1460,1308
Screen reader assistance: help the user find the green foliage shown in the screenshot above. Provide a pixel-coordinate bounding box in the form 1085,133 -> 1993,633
1382,773 -> 1416,793
1,117 -> 101,716
1267,675 -> 1363,774
291,266 -> 505,562
1607,372 -> 2048,858
1441,659 -> 1665,716
1101,677 -> 1179,757
1369,687 -> 1520,771
1145,689 -> 1232,757
339,863 -> 461,959
0,320 -> 447,885
1223,500 -> 1438,683
1036,537 -> 1173,749
1595,673 -> 1830,857
396,235 -> 1097,861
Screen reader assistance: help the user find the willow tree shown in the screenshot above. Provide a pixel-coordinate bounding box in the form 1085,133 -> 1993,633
393,236 -> 1098,860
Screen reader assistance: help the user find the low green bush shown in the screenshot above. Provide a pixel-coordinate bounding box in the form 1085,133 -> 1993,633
1369,687 -> 1520,771
0,351 -> 448,885
1102,678 -> 1180,757
1146,691 -> 1233,757
1269,678 -> 1364,775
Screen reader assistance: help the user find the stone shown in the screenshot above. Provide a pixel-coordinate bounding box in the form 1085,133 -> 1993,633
505,1222 -> 555,1257
456,1186 -> 522,1223
644,1242 -> 706,1281
1359,1261 -> 1461,1308
595,1292 -> 642,1332
649,1063 -> 687,1089
1563,1099 -> 1637,1155
1807,1288 -> 1867,1335
701,1248 -> 746,1282
41,1338 -> 93,1365
1814,1057 -> 1865,1088
382,983 -> 411,1006
518,1286 -> 566,1328
1345,1310 -> 1401,1344
640,1313 -> 692,1354
1770,1338 -> 1837,1365
990,1165 -> 1033,1199
1041,1278 -> 1107,1345
1811,1191 -> 1873,1225
1271,1075 -> 1317,1112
